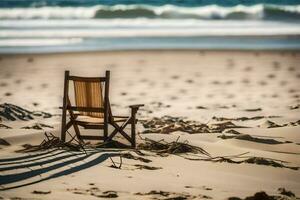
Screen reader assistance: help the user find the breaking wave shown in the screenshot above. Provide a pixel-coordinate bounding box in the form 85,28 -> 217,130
0,4 -> 299,20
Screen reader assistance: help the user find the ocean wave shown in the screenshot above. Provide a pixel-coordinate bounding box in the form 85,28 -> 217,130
0,4 -> 299,20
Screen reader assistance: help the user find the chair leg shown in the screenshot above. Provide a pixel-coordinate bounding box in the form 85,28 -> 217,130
61,107 -> 67,142
131,109 -> 137,148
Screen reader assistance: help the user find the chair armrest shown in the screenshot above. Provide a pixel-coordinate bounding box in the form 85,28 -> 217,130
129,104 -> 144,109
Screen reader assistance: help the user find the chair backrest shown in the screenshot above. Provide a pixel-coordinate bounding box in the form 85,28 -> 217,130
63,71 -> 110,118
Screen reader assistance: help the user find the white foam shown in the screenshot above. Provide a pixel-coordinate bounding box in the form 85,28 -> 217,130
0,38 -> 82,46
0,19 -> 286,28
0,26 -> 299,39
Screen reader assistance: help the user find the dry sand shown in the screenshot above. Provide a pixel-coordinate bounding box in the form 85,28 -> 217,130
0,50 -> 300,199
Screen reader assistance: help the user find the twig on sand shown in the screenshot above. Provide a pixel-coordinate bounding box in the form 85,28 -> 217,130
17,131 -> 87,154
109,155 -> 123,169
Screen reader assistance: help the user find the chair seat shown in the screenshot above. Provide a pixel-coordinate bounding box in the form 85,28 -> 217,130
75,115 -> 128,124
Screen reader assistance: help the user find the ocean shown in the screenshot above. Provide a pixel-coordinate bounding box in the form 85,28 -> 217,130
0,0 -> 300,53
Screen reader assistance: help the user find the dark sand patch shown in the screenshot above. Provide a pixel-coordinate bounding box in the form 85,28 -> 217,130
32,190 -> 51,195
0,138 -> 10,146
121,153 -> 152,163
228,189 -> 297,200
4,92 -> 12,96
218,134 -> 284,144
243,108 -> 262,112
135,190 -> 210,200
0,124 -> 12,129
134,164 -> 162,170
196,106 -> 207,109
0,82 -> 8,87
27,57 -> 34,63
68,187 -> 118,198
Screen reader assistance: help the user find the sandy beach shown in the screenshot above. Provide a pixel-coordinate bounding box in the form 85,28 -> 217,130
0,50 -> 300,200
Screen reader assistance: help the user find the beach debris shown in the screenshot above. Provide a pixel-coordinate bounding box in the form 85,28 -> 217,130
21,123 -> 54,130
243,108 -> 262,112
183,150 -> 298,170
32,190 -> 51,195
0,123 -> 12,129
228,192 -> 272,200
196,106 -> 208,109
121,152 -> 152,163
135,190 -> 203,200
244,157 -> 298,170
134,164 -> 162,170
0,138 -> 10,146
228,190 -> 298,200
97,191 -> 118,198
258,120 -> 282,128
0,103 -> 52,121
284,120 -> 300,127
16,131 -> 86,153
222,129 -> 241,135
289,104 -> 299,110
278,188 -> 295,197
212,115 -> 280,122
218,134 -> 284,144
137,137 -> 210,157
68,187 -> 118,198
109,156 -> 123,169
141,116 -> 246,134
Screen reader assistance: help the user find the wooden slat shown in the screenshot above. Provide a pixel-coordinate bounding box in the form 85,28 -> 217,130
69,76 -> 106,82
79,135 -> 104,140
66,106 -> 104,112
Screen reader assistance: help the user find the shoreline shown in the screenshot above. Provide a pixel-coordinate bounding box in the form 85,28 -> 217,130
1,48 -> 300,56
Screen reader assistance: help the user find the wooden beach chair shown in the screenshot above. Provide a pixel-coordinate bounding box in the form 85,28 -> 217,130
60,70 -> 143,148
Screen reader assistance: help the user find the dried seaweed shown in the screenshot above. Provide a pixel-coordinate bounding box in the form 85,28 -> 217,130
21,123 -> 54,130
0,123 -> 12,129
137,136 -> 210,157
0,103 -> 52,121
16,131 -> 86,153
141,116 -> 246,134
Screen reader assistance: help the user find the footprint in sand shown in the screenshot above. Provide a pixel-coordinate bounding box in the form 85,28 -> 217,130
258,80 -> 267,86
186,79 -> 194,84
272,61 -> 281,70
280,80 -> 288,86
0,82 -> 7,87
288,66 -> 295,72
4,92 -> 12,96
27,57 -> 34,63
211,80 -> 220,85
171,75 -> 180,80
242,78 -> 250,84
15,79 -> 22,84
267,74 -> 276,79
41,83 -> 48,88
225,80 -> 233,85
244,66 -> 253,72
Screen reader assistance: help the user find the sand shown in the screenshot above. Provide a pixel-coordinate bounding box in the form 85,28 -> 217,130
0,50 -> 300,199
